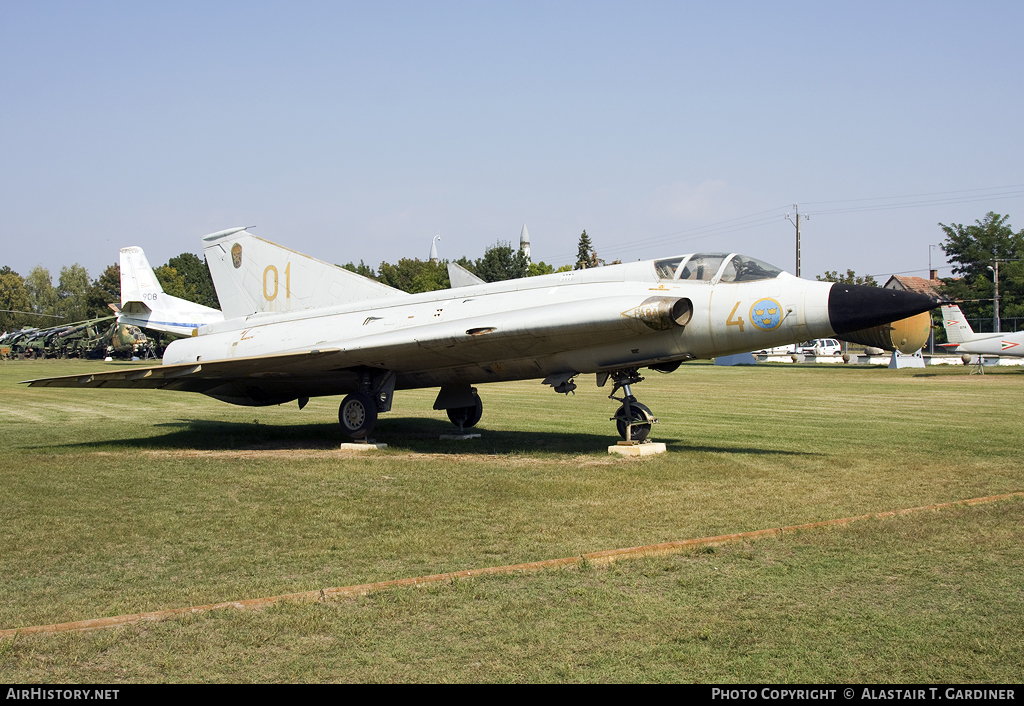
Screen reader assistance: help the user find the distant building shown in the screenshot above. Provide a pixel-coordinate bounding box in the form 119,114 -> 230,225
883,274 -> 943,300
519,224 -> 531,263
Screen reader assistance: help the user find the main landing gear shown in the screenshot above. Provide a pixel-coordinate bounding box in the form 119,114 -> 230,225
605,368 -> 656,442
338,369 -> 396,440
339,392 -> 378,439
446,395 -> 483,433
434,383 -> 483,434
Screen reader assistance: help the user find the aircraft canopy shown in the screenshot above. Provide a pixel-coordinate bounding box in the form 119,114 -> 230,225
655,253 -> 784,283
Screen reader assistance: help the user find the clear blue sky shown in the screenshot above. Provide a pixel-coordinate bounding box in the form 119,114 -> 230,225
2,1 -> 1021,283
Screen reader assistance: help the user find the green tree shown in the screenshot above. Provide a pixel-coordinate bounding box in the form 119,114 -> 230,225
473,241 -> 529,282
815,269 -> 878,287
0,268 -> 32,332
86,263 -> 121,318
527,261 -> 555,277
574,230 -> 600,270
55,264 -> 91,323
341,261 -> 377,279
154,265 -> 190,300
452,256 -> 476,275
939,212 -> 1024,327
25,266 -> 57,318
376,258 -> 449,293
167,253 -> 220,309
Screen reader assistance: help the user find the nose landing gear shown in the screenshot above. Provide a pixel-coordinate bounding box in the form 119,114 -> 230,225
605,368 -> 657,442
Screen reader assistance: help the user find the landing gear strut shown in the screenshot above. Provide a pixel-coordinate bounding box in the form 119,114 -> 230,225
338,369 -> 396,440
606,368 -> 656,442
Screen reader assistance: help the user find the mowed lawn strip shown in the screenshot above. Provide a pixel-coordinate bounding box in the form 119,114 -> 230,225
2,497 -> 1022,683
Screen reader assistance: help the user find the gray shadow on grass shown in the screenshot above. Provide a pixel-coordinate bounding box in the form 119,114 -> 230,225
35,416 -> 816,457
665,443 -> 818,456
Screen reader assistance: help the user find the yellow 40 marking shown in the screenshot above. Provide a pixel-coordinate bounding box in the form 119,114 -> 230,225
726,301 -> 745,332
263,263 -> 291,301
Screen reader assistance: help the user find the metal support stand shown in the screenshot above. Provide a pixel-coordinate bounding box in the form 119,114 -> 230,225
606,368 -> 657,441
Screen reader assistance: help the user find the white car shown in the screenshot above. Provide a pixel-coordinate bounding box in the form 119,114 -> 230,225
800,338 -> 843,356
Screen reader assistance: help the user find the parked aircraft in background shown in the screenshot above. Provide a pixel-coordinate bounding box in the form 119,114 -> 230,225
25,228 -> 938,441
117,246 -> 224,337
940,304 -> 1023,357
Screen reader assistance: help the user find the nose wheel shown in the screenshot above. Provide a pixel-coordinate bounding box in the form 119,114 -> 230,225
606,368 -> 657,442
613,398 -> 654,442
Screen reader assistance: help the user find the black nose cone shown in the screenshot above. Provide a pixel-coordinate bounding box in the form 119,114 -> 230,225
828,284 -> 938,335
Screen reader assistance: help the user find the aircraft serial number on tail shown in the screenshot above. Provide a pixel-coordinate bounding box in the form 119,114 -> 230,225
263,263 -> 291,301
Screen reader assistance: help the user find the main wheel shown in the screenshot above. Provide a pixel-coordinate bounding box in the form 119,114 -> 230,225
446,395 -> 483,429
339,392 -> 378,439
614,401 -> 653,442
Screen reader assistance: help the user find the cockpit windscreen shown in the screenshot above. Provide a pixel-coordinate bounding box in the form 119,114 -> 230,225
717,255 -> 784,282
655,253 -> 783,282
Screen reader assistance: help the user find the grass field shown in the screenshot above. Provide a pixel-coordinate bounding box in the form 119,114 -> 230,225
1,359 -> 1021,682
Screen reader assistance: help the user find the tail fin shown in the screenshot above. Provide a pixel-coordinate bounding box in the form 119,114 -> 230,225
202,228 -> 407,320
448,262 -> 485,288
940,304 -> 977,345
119,247 -> 224,337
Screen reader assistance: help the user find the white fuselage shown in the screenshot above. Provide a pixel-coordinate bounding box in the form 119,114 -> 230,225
162,260 -> 837,390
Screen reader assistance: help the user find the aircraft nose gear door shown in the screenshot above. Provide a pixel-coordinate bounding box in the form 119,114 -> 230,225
605,368 -> 657,442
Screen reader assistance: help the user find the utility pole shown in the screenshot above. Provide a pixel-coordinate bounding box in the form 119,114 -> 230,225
988,258 -> 1021,333
928,244 -> 942,354
785,205 -> 808,277
988,260 -> 1000,333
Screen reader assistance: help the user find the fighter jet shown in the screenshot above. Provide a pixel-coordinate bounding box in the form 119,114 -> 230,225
24,228 -> 938,441
939,304 -> 1023,357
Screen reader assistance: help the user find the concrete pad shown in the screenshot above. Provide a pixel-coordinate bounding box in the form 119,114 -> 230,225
339,442 -> 388,451
608,442 -> 667,456
439,433 -> 482,440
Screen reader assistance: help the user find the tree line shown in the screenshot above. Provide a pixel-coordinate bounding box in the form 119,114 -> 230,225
0,253 -> 220,333
4,217 -> 1019,332
346,230 -> 618,293
936,212 -> 1023,330
0,233 -> 603,332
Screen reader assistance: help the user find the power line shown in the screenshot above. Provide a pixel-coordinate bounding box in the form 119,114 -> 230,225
803,183 -> 1024,206
808,190 -> 1024,216
545,183 -> 1024,265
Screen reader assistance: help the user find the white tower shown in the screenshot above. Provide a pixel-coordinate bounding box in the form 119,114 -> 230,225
429,234 -> 440,263
519,224 -> 531,263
